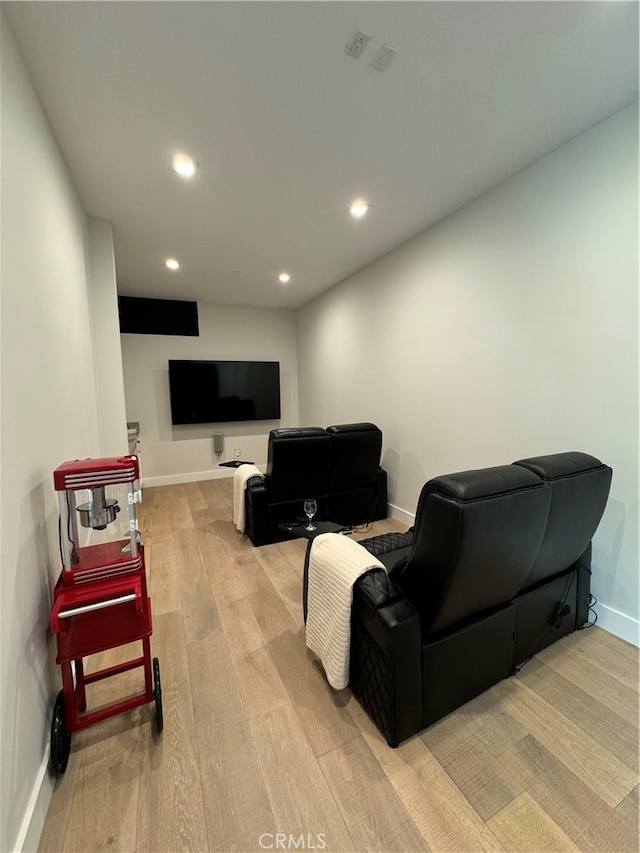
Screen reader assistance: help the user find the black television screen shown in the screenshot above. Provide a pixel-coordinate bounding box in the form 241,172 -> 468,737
168,360 -> 281,424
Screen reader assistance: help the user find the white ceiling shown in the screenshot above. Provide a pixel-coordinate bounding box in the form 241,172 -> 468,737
5,1 -> 638,310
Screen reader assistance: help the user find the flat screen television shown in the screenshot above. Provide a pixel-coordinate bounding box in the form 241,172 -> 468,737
168,360 -> 281,424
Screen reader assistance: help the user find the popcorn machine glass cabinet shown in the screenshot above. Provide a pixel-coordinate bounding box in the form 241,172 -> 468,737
54,457 -> 142,582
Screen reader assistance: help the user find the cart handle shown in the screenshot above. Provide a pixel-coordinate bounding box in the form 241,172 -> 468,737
50,575 -> 142,634
57,593 -> 137,620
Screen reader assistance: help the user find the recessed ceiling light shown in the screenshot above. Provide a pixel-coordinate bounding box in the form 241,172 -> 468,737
349,199 -> 370,219
165,258 -> 180,270
278,272 -> 291,284
171,154 -> 198,178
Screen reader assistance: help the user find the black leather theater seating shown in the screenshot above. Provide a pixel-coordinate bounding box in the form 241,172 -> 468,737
303,451 -> 612,746
244,423 -> 388,546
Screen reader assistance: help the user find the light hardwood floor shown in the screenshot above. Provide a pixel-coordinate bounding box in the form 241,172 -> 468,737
39,479 -> 639,853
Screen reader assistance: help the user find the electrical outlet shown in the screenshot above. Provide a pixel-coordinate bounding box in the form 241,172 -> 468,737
234,448 -> 241,459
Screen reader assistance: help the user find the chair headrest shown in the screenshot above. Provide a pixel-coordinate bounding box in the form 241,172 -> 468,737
513,451 -> 607,480
270,427 -> 328,442
422,463 -> 542,502
400,464 -> 550,635
267,428 -> 331,499
325,423 -> 383,489
512,452 -> 612,587
326,422 -> 380,436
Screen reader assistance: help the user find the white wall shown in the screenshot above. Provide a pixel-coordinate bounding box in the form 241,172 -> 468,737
87,217 -> 129,457
297,104 -> 639,644
120,302 -> 299,484
0,15 -> 128,850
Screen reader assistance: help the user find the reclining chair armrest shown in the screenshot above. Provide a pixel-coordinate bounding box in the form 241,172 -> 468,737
351,568 -> 423,747
355,567 -> 405,608
302,543 -> 404,622
246,475 -> 266,493
360,531 -> 413,558
244,478 -> 270,546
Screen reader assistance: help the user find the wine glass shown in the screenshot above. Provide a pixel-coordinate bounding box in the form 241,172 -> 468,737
303,499 -> 317,532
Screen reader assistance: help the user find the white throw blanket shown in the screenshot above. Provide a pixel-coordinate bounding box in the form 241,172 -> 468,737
233,464 -> 264,532
306,533 -> 385,689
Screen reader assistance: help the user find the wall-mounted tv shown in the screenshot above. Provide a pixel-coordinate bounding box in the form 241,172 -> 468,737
168,360 -> 281,425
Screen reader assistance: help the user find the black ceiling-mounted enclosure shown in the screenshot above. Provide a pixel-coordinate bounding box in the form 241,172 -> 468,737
118,295 -> 199,336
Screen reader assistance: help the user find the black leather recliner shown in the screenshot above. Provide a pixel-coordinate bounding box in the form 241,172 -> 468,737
304,451 -> 612,746
325,423 -> 386,527
244,423 -> 388,546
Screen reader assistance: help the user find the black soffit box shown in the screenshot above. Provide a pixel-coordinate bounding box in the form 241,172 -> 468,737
118,295 -> 199,336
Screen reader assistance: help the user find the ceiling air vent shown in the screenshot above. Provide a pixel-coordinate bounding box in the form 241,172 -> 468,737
345,30 -> 372,59
370,44 -> 398,72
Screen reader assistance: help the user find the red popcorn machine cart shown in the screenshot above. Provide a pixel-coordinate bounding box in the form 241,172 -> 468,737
48,455 -> 162,776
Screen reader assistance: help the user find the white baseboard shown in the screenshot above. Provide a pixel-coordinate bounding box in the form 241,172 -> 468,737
143,464 -> 266,488
595,603 -> 639,647
388,502 -> 415,527
14,752 -> 53,853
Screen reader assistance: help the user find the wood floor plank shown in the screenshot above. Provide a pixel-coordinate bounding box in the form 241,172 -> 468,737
199,477 -> 234,518
146,539 -> 181,615
423,689 -> 527,762
487,792 -> 581,853
271,538 -> 308,574
204,475 -> 234,501
193,527 -> 241,587
212,570 -> 290,717
182,480 -> 208,513
135,611 -> 209,853
37,767 -> 80,853
536,635 -> 639,728
233,645 -> 292,720
249,704 -> 356,852
240,552 -> 300,644
254,545 -> 305,623
212,576 -> 267,656
62,751 -> 141,852
201,518 -> 247,552
492,678 -> 637,807
422,713 -> 523,820
457,688 -> 529,758
318,735 -> 430,852
256,541 -> 304,587
169,485 -> 195,529
348,697 -> 505,852
174,529 -> 222,644
575,624 -> 639,665
568,628 -> 639,690
497,735 -> 640,852
516,656 -> 638,773
616,784 -> 639,830
186,631 -> 275,852
268,626 -> 361,757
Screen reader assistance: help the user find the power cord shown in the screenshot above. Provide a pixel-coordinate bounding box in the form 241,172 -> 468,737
511,573 -> 574,676
579,593 -> 598,629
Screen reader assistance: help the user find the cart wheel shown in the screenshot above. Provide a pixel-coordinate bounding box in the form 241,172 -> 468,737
50,691 -> 71,776
153,657 -> 163,734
